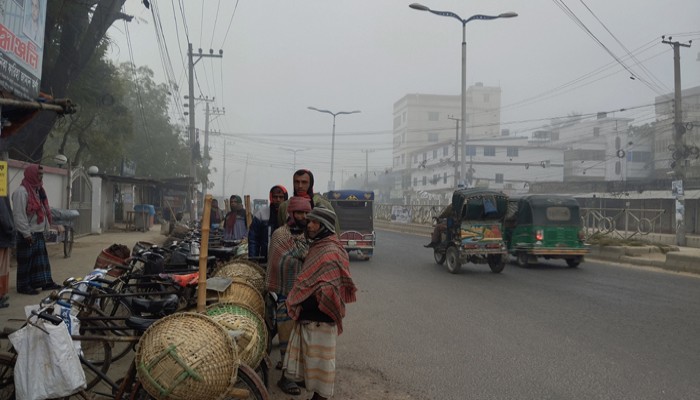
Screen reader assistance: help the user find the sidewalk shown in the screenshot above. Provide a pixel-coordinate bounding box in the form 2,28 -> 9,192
0,224 -> 166,323
375,220 -> 700,275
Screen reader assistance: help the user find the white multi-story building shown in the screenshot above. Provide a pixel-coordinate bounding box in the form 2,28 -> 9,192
392,84 -> 502,200
391,92 -> 655,203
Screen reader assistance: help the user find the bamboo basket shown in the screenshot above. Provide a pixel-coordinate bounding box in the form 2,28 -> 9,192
214,280 -> 265,317
136,312 -> 239,400
206,303 -> 267,369
213,260 -> 266,295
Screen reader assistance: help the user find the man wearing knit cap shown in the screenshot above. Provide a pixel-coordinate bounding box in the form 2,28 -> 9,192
282,207 -> 357,400
277,169 -> 340,234
248,185 -> 288,264
267,196 -> 312,395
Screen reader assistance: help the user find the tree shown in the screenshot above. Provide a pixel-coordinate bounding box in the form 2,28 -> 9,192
1,0 -> 134,162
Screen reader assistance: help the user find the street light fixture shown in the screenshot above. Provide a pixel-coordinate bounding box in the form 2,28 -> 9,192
280,147 -> 308,170
307,106 -> 361,191
409,3 -> 517,187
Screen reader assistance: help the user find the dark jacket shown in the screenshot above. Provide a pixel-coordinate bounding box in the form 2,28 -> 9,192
0,196 -> 15,248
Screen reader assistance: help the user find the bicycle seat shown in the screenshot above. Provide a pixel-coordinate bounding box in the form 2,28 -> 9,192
129,293 -> 179,315
125,315 -> 162,333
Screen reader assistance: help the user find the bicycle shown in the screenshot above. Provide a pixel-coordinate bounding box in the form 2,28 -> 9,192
51,208 -> 79,258
1,296 -> 269,399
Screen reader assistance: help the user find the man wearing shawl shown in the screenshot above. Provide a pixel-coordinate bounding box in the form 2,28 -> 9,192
248,185 -> 288,264
283,207 -> 357,400
277,169 -> 339,233
267,196 -> 311,395
11,164 -> 61,295
223,194 -> 247,241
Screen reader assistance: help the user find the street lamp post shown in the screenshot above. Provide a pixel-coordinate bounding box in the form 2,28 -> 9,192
409,3 -> 517,187
307,106 -> 361,191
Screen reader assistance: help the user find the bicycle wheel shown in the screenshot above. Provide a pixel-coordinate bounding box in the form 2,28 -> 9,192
96,295 -> 135,363
78,334 -> 111,390
227,364 -> 269,400
0,352 -> 15,400
64,227 -> 74,258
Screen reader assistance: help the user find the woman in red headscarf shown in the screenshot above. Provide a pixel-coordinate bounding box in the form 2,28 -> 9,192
11,164 -> 61,295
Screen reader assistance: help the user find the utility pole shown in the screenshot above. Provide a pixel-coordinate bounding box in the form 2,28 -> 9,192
187,43 -> 222,221
662,35 -> 692,246
361,149 -> 375,189
280,147 -> 306,170
447,115 -> 461,187
202,104 -> 224,200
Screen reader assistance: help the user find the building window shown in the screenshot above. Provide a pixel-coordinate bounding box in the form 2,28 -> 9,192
615,136 -> 621,150
443,172 -> 447,183
484,146 -> 496,156
413,155 -> 418,164
432,149 -> 438,159
465,145 -> 476,156
495,173 -> 504,183
428,132 -> 439,142
428,111 -> 439,121
627,151 -> 651,163
422,152 -> 427,161
615,161 -> 621,175
507,147 -> 519,157
393,115 -> 401,128
422,176 -> 427,185
443,146 -> 448,156
593,127 -> 600,137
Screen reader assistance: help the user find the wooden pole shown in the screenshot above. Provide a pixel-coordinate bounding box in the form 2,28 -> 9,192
197,194 -> 212,312
244,194 -> 252,228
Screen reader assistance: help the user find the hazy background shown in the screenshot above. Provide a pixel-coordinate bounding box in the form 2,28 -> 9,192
107,0 -> 700,200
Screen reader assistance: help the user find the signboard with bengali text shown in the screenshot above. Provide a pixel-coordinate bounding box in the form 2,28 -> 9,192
0,0 -> 46,100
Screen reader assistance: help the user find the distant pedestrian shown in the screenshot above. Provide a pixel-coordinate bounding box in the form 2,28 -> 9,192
205,198 -> 223,229
248,185 -> 288,264
12,164 -> 61,295
283,207 -> 357,400
0,193 -> 15,307
223,195 -> 247,241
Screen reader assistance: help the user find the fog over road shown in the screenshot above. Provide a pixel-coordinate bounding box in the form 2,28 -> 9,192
338,230 -> 700,400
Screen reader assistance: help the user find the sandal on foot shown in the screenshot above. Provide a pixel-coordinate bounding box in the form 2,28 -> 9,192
277,376 -> 301,396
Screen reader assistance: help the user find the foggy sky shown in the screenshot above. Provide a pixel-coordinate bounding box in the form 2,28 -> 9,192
108,0 -> 700,200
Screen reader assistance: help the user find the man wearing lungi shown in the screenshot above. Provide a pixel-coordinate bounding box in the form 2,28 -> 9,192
12,164 -> 61,295
284,207 -> 357,400
268,196 -> 312,396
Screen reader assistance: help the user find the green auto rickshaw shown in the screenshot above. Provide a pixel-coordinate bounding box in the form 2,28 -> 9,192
504,194 -> 588,268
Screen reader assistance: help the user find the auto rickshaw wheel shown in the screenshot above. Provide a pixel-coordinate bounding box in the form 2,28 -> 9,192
434,248 -> 446,265
446,246 -> 461,274
488,254 -> 506,273
566,256 -> 582,268
516,252 -> 530,268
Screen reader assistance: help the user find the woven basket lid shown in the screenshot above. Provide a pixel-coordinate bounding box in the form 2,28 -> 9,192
215,280 -> 265,317
136,312 -> 239,400
213,261 -> 266,295
207,303 -> 268,369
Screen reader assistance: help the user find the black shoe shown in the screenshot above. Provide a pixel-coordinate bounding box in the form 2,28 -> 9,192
42,282 -> 62,290
17,287 -> 39,295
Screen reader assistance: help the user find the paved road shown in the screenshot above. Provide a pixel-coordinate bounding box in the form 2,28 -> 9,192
338,229 -> 700,400
3,227 -> 699,399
